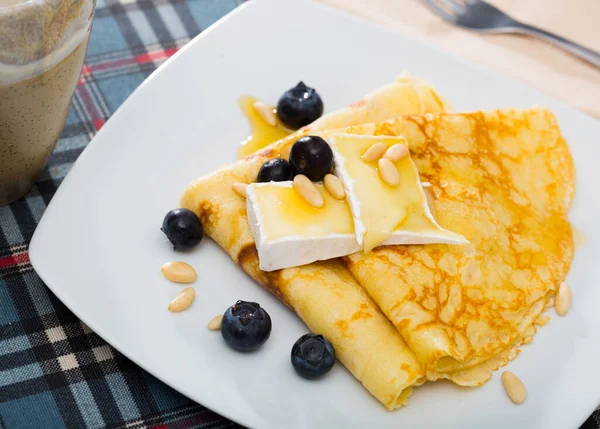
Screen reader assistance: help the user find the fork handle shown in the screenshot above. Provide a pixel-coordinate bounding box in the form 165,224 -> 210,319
515,23 -> 600,68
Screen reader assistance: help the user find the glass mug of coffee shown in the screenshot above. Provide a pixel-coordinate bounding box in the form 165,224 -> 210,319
0,0 -> 95,205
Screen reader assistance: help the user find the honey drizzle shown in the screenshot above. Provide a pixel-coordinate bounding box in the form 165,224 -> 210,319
237,95 -> 292,159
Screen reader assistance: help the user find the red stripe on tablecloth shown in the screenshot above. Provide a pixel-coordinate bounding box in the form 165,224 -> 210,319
76,83 -> 105,131
0,251 -> 29,269
78,65 -> 92,85
135,48 -> 179,64
149,425 -> 167,429
79,47 -> 181,80
83,57 -> 137,75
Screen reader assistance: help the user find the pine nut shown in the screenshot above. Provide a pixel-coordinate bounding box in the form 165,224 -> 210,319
252,101 -> 277,126
383,143 -> 409,162
293,174 -> 323,208
207,314 -> 223,330
555,282 -> 571,316
361,142 -> 388,162
162,261 -> 197,283
232,182 -> 248,198
378,158 -> 400,187
535,315 -> 550,326
168,287 -> 195,312
501,371 -> 527,404
324,174 -> 345,199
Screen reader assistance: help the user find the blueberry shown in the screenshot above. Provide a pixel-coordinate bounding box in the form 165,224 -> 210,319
257,158 -> 292,183
291,333 -> 335,379
277,82 -> 324,130
289,135 -> 334,181
221,301 -> 272,352
161,208 -> 203,250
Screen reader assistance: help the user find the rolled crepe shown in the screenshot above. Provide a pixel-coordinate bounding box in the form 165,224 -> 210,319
181,148 -> 425,410
340,107 -> 575,384
180,74 -> 447,409
303,72 -> 451,135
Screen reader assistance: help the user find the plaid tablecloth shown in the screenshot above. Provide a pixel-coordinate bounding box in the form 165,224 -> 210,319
0,1 -> 598,428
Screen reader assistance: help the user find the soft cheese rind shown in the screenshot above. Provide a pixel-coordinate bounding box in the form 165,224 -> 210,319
247,182 -> 360,271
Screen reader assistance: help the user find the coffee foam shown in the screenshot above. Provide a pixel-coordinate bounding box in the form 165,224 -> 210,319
0,0 -> 93,84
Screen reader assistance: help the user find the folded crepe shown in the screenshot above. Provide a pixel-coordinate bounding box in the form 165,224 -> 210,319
181,74 -> 447,410
302,72 -> 450,137
340,107 -> 575,384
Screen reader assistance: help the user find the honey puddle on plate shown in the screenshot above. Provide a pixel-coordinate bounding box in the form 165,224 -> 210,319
237,95 -> 292,158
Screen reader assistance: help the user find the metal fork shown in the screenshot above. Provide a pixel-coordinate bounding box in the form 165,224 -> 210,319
424,0 -> 600,68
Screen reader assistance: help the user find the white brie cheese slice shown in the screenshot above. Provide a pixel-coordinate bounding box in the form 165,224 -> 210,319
246,174 -> 467,271
246,182 -> 360,271
328,133 -> 468,252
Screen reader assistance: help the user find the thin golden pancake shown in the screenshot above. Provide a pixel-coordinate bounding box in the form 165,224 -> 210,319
341,107 -> 574,384
181,75 -> 448,409
303,72 -> 450,136
239,72 -> 451,158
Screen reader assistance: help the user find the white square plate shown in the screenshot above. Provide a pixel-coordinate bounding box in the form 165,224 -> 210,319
30,0 -> 600,427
